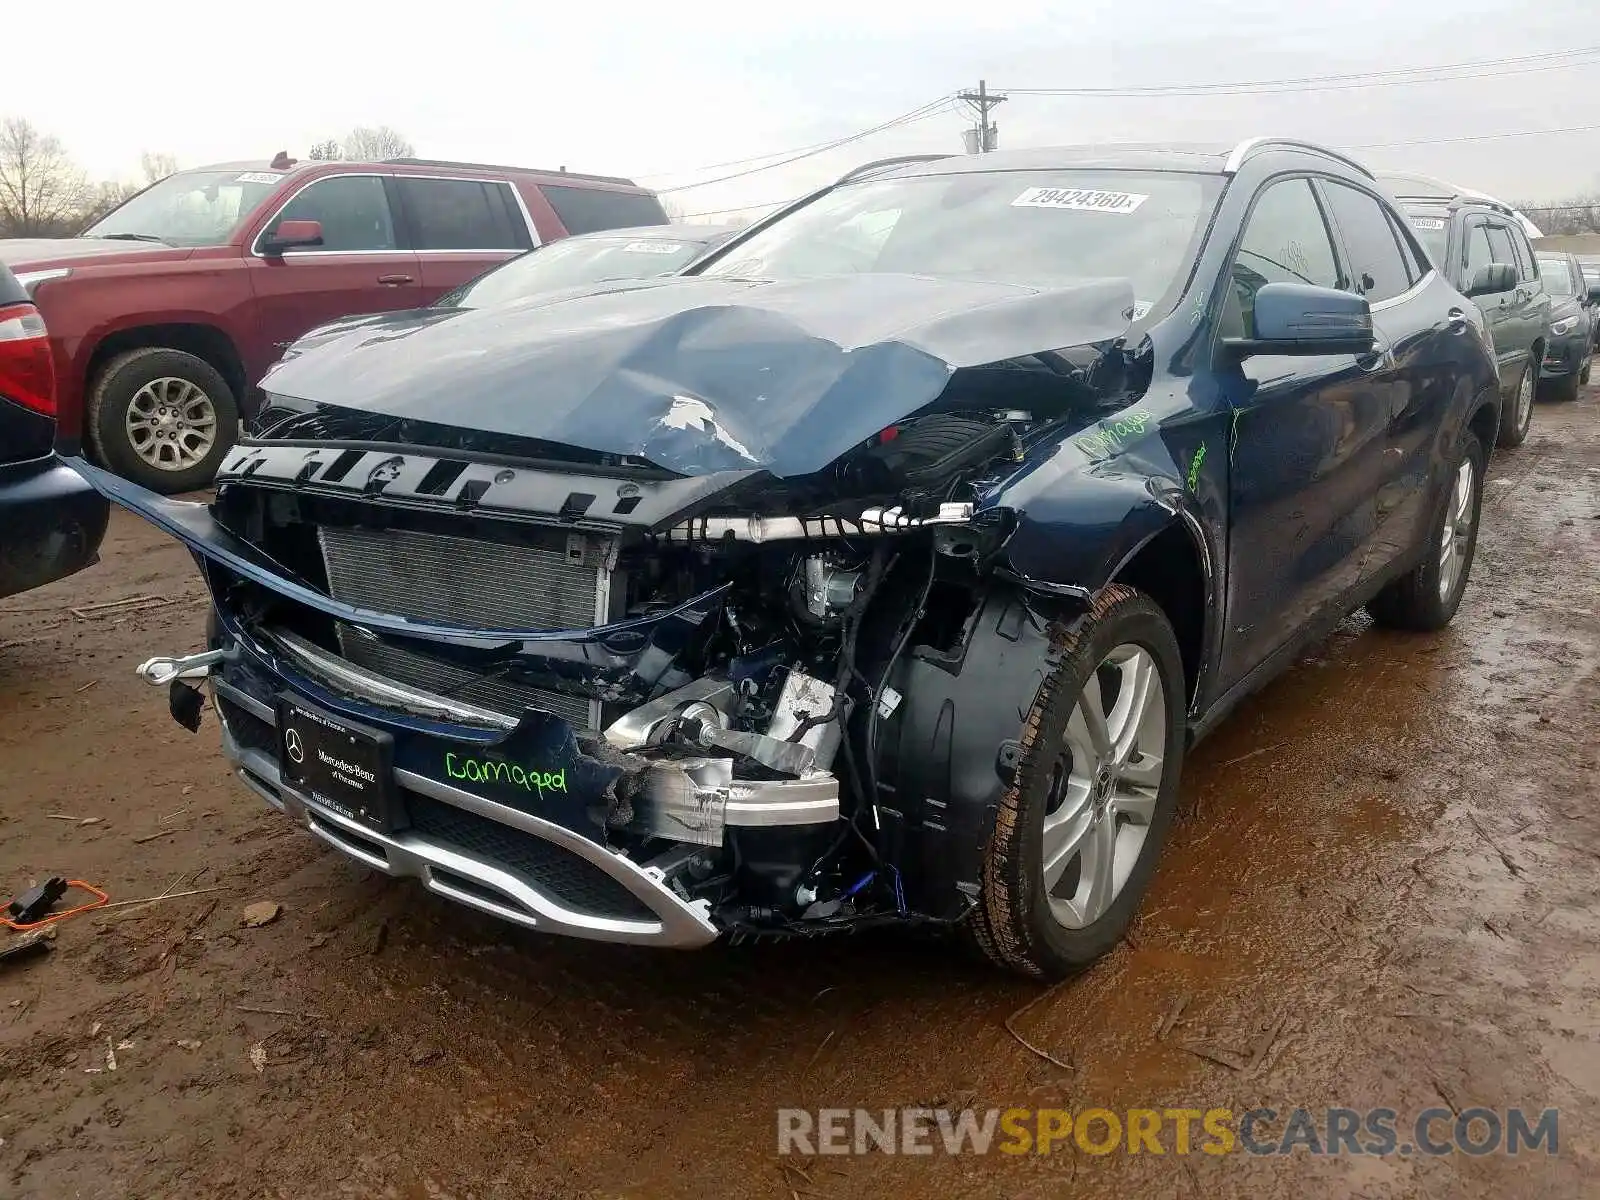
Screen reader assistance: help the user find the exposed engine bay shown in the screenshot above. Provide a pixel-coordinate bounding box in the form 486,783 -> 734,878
167,340 -> 1147,939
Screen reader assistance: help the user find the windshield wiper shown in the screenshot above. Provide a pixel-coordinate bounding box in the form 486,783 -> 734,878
90,233 -> 171,245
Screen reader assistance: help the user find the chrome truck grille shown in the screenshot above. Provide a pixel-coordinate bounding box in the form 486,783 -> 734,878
317,524 -> 614,728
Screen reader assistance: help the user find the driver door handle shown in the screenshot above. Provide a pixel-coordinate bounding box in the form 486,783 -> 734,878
378,273 -> 414,286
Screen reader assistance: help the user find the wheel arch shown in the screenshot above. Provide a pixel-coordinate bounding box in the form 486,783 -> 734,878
86,323 -> 247,405
1466,386 -> 1500,452
1104,511 -> 1214,711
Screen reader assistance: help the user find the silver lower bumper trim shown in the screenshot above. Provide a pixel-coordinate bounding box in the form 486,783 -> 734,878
213,687 -> 719,949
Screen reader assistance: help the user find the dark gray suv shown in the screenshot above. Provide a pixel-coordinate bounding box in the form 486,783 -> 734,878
1378,172 -> 1551,449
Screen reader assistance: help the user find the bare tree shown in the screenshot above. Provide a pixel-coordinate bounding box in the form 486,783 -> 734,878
1512,194 -> 1600,237
309,138 -> 343,161
340,126 -> 414,161
82,179 -> 141,225
0,117 -> 91,236
139,150 -> 179,184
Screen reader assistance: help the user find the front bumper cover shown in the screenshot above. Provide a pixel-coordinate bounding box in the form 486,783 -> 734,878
212,677 -> 721,947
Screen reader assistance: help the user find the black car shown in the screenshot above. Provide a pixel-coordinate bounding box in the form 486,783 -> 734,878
0,264 -> 108,601
78,138 -> 1500,980
1378,173 -> 1551,449
1578,255 -> 1600,346
436,223 -> 743,308
1534,251 -> 1596,400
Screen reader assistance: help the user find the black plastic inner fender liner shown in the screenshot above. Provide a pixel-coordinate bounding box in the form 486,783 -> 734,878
874,585 -> 1082,919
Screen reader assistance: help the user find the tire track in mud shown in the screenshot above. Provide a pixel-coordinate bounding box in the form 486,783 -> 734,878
3,395 -> 1599,1198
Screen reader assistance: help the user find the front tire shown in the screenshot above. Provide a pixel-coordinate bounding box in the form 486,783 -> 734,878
1367,434 -> 1484,632
969,585 -> 1185,980
89,347 -> 238,494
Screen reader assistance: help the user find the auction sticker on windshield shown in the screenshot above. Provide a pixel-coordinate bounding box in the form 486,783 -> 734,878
623,241 -> 685,254
236,172 -> 284,185
1410,217 -> 1447,230
1012,187 -> 1148,214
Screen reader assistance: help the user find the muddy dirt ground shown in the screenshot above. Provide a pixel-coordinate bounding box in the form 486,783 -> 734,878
3,389 -> 1598,1200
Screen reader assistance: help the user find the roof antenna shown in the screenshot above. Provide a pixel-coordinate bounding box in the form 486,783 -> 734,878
270,151 -> 297,170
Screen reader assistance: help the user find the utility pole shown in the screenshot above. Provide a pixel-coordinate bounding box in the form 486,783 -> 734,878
958,79 -> 1006,153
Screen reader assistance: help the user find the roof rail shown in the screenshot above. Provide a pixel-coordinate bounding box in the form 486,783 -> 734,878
1223,137 -> 1374,179
836,154 -> 953,185
383,157 -> 640,186
1450,193 -> 1517,217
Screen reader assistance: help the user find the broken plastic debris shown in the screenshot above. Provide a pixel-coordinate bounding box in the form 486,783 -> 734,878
241,900 -> 283,928
249,1042 -> 268,1073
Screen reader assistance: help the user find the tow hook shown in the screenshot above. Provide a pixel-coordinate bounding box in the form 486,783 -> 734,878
135,649 -> 228,686
136,649 -> 229,734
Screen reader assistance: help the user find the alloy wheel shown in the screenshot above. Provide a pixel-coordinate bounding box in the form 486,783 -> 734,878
1437,455 -> 1477,602
1041,644 -> 1166,929
1514,368 -> 1534,433
126,377 -> 218,472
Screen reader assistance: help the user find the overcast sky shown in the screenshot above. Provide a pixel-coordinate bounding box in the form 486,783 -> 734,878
7,0 -> 1597,222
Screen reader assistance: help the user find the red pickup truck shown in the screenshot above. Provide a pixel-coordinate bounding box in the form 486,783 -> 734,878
0,155 -> 669,491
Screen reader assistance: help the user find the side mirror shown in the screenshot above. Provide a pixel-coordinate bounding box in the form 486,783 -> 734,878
261,218 -> 324,256
1222,282 -> 1375,359
1465,262 -> 1516,298
1588,282 -> 1600,305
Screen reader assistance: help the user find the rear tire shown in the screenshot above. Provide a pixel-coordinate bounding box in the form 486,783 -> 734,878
1495,361 -> 1533,448
1367,434 -> 1484,632
1546,370 -> 1581,403
968,585 -> 1185,980
89,347 -> 238,494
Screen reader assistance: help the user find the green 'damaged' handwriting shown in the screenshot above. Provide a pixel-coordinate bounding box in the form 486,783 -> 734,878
1186,442 -> 1208,492
1074,409 -> 1153,460
446,752 -> 567,798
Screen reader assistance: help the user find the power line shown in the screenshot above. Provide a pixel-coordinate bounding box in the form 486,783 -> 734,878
655,97 -> 956,192
1007,45 -> 1600,97
1353,122 -> 1600,149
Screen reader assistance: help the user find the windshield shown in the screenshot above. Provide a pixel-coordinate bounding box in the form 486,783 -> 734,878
1402,208 -> 1451,266
698,169 -> 1222,321
1537,256 -> 1578,297
443,235 -> 711,308
82,169 -> 286,247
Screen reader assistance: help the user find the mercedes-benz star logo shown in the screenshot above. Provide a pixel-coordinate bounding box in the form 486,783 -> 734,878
285,728 -> 305,764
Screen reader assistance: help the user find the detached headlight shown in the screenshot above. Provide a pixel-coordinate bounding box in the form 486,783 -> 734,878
1550,315 -> 1579,336
13,267 -> 71,297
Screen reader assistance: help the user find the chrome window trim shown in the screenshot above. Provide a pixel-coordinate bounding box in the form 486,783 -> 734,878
249,170 -> 539,258
391,172 -> 541,251
1370,268 -> 1437,313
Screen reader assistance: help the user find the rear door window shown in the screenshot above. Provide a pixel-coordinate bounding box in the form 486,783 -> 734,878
396,178 -> 531,250
539,185 -> 669,235
1320,181 -> 1411,303
264,175 -> 397,252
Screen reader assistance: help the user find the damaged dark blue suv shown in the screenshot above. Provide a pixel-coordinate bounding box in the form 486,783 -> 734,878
75,138 -> 1501,980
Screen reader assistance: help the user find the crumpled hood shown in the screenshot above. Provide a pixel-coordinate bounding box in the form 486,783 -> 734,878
261,273 -> 1135,478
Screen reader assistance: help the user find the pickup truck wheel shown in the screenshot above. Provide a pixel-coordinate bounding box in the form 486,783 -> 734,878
1495,362 -> 1534,448
90,348 -> 238,494
968,584 -> 1184,980
1367,434 -> 1484,632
